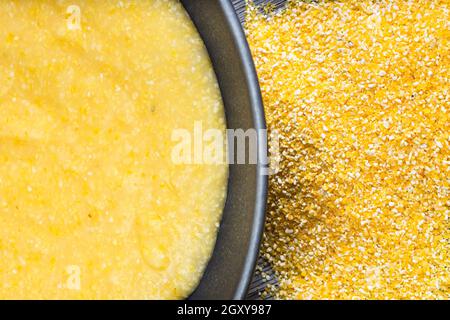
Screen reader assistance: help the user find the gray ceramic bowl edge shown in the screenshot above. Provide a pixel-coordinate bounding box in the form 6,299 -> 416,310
181,0 -> 268,300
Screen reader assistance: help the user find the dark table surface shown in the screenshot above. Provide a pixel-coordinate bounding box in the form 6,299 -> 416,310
232,0 -> 287,23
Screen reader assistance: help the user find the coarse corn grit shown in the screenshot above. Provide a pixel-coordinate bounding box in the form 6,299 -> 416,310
245,0 -> 449,299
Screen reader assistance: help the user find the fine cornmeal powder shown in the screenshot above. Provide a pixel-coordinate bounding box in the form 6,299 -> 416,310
245,0 -> 449,299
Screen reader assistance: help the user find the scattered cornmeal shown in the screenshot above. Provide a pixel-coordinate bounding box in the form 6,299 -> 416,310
246,0 -> 449,299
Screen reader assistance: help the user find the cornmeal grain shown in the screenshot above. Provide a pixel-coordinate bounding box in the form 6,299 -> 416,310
246,0 -> 449,299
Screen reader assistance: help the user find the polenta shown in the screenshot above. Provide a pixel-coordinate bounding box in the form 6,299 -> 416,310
0,0 -> 227,299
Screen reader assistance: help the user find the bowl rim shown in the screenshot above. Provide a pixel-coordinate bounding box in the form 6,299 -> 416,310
182,0 -> 267,300
216,0 -> 268,300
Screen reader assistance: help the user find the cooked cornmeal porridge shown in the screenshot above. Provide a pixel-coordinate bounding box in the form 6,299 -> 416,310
0,0 -> 227,299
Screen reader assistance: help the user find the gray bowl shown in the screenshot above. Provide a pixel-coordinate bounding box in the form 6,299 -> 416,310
181,0 -> 267,300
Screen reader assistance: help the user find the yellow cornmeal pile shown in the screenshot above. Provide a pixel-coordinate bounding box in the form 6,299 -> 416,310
246,0 -> 449,299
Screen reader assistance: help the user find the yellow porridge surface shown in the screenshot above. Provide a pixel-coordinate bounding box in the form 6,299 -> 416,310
0,0 -> 227,299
